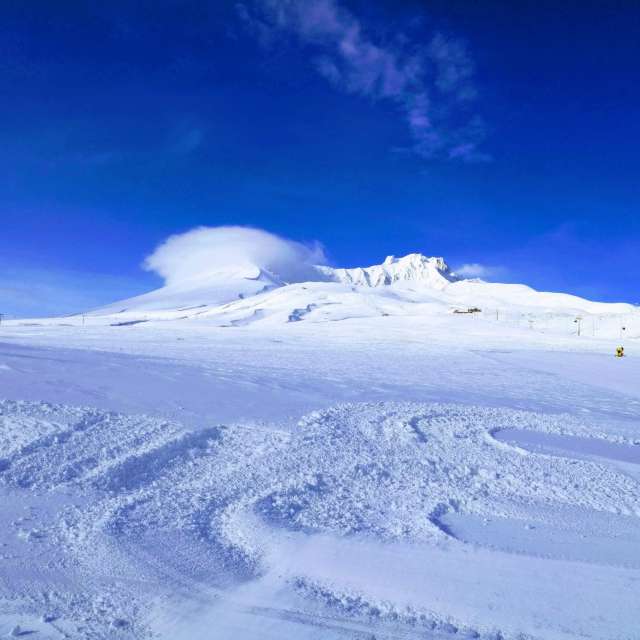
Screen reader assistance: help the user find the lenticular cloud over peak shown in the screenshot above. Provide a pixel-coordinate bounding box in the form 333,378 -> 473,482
143,226 -> 327,286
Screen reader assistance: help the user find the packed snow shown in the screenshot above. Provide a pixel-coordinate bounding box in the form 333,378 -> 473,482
1,253 -> 639,639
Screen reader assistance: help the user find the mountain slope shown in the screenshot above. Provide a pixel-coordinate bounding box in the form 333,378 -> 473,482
91,265 -> 283,317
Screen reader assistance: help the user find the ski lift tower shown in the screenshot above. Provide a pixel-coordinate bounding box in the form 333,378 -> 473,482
574,316 -> 582,337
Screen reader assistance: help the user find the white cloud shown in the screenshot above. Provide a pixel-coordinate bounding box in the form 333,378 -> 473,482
455,263 -> 505,279
143,226 -> 326,286
239,0 -> 486,161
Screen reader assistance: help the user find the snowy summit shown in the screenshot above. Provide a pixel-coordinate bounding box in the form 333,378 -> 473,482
321,253 -> 458,289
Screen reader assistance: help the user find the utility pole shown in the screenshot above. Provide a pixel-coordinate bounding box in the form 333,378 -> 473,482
574,316 -> 582,336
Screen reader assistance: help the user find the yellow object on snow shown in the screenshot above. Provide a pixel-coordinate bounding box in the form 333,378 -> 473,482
616,346 -> 625,358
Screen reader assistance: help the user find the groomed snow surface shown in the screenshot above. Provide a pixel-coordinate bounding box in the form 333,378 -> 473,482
1,255 -> 639,639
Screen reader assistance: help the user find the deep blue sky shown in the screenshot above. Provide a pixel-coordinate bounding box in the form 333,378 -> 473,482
2,0 -> 639,316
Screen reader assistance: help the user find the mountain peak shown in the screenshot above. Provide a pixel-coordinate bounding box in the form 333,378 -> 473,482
320,253 -> 458,289
384,252 -> 449,268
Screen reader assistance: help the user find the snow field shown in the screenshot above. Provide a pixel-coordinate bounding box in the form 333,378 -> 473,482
1,398 -> 639,638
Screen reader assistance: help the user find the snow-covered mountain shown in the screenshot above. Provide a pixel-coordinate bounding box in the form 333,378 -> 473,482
92,253 -> 632,314
91,253 -> 456,317
77,252 -> 639,338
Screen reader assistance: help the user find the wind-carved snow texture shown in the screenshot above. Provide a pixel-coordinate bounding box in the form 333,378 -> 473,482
1,398 -> 639,639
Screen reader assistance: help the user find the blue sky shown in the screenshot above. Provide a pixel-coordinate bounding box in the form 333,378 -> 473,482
1,0 -> 639,316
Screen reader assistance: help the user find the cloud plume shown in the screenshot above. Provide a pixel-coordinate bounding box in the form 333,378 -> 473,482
144,226 -> 326,286
238,0 -> 487,161
455,263 -> 505,279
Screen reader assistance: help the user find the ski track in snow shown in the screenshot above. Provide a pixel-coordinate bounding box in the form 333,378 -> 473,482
1,397 -> 639,639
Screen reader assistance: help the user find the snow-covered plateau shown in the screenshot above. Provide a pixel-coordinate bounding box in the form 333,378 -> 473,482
1,253 -> 639,639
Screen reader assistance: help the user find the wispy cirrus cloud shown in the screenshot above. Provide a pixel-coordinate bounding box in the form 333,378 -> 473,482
237,0 -> 488,161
